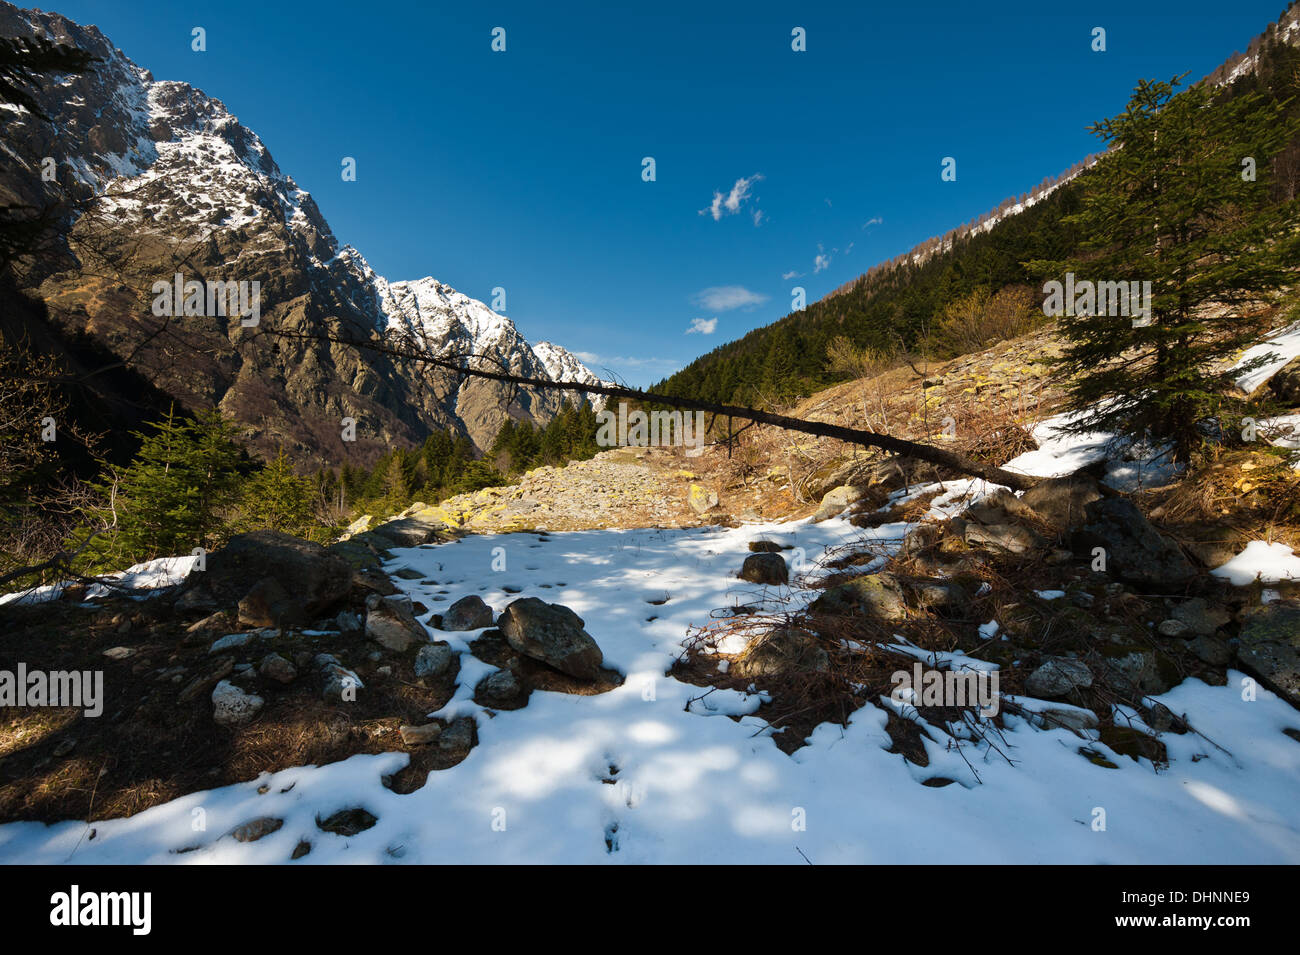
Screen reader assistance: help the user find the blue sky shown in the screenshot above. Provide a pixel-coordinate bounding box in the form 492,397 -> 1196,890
52,0 -> 1287,385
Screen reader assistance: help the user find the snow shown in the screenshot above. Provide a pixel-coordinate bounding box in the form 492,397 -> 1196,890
0,554 -> 197,607
1234,321 -> 1300,394
1211,540 -> 1300,586
3,518 -> 1298,864
1003,409 -> 1181,489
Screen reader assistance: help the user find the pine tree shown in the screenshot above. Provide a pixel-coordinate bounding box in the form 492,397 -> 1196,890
241,447 -> 314,535
88,406 -> 242,564
1041,75 -> 1300,460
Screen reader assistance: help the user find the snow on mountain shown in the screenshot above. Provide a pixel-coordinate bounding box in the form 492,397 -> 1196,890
0,1 -> 605,457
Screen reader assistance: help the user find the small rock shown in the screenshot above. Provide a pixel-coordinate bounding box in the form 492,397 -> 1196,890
211,680 -> 264,727
439,716 -> 476,751
101,646 -> 134,660
687,484 -> 719,515
739,552 -> 788,586
1025,657 -> 1094,698
1157,619 -> 1191,638
364,595 -> 425,651
230,816 -> 283,843
1190,634 -> 1232,667
399,723 -> 442,746
258,653 -> 297,684
414,642 -> 455,678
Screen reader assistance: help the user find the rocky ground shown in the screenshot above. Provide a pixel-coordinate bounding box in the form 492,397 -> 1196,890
2,319 -> 1299,852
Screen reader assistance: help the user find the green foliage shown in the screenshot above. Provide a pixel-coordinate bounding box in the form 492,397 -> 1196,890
1039,74 -> 1300,459
238,447 -> 314,536
84,406 -> 243,566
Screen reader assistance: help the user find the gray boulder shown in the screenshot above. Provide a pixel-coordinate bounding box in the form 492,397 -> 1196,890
442,595 -> 495,631
364,594 -> 425,651
812,485 -> 866,522
1018,474 -> 1103,534
237,577 -> 305,629
212,680 -> 264,727
811,574 -> 908,623
1025,657 -> 1093,698
497,598 -> 604,680
739,552 -> 789,585
1236,599 -> 1300,706
414,642 -> 455,678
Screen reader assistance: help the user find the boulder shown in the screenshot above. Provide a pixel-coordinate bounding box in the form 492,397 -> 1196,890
812,485 -> 866,522
961,488 -> 1041,527
739,552 -> 789,586
962,522 -> 1045,555
230,817 -> 283,843
237,577 -> 306,629
1073,498 -> 1196,589
1018,474 -> 1103,534
399,723 -> 442,746
258,652 -> 298,684
688,484 -> 719,515
497,598 -> 604,680
1236,599 -> 1300,706
476,668 -> 525,705
211,680 -> 264,727
1170,597 -> 1230,636
810,574 -> 908,623
414,642 -> 455,678
366,515 -> 448,548
1025,657 -> 1093,698
732,627 -> 829,679
441,595 -> 494,631
189,530 -> 350,618
364,594 -> 425,651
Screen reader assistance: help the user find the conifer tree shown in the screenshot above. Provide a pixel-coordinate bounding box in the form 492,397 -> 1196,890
1041,75 -> 1300,460
240,447 -> 314,535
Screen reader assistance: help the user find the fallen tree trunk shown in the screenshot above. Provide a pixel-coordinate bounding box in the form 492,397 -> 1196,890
261,326 -> 1041,492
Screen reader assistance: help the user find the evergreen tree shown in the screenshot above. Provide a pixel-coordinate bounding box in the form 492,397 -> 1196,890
1041,75 -> 1300,460
87,406 -> 242,564
241,447 -> 314,535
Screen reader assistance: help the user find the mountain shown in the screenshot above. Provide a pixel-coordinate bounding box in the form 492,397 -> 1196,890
0,2 -> 605,467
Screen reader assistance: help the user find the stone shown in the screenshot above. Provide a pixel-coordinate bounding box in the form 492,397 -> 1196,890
414,642 -> 455,678
1236,599 -> 1300,704
1189,634 -> 1232,667
739,552 -> 789,586
368,515 -> 447,547
209,631 -> 259,654
813,485 -> 866,522
258,652 -> 297,684
1170,597 -> 1230,636
688,484 -> 719,515
961,488 -> 1042,527
101,646 -> 134,660
1074,498 -> 1196,589
1025,657 -> 1094,698
476,668 -> 523,704
441,594 -> 494,631
237,577 -> 305,628
963,522 -> 1045,555
439,716 -> 476,751
364,594 -> 425,651
316,808 -> 377,836
1018,474 -> 1103,533
811,574 -> 908,623
732,627 -> 829,679
497,598 -> 604,680
335,610 -> 362,633
230,817 -> 283,843
1024,702 -> 1099,734
188,530 -> 350,619
1157,619 -> 1191,638
1265,354 -> 1300,405
321,663 -> 364,701
399,722 -> 443,745
211,680 -> 264,727
748,540 -> 787,553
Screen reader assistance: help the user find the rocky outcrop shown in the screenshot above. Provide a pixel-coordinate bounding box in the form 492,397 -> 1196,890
188,530 -> 350,621
1073,498 -> 1197,589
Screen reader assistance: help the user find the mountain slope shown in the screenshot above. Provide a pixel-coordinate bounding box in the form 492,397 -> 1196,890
0,2 -> 603,465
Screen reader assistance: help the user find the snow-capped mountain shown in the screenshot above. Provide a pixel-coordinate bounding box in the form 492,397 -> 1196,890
0,2 -> 606,462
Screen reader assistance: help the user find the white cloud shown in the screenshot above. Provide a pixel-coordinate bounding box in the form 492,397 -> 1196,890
813,243 -> 831,274
862,216 -> 882,230
700,174 -> 763,221
781,269 -> 803,280
752,208 -> 766,226
691,285 -> 769,312
686,317 -> 718,335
